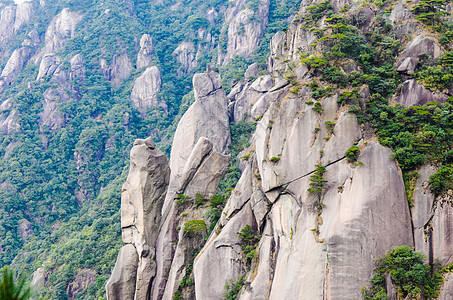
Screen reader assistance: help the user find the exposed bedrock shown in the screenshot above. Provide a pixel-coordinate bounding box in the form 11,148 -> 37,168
151,69 -> 230,300
106,137 -> 170,300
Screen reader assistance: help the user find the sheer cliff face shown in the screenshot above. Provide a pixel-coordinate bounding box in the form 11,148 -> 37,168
107,69 -> 230,300
106,0 -> 453,299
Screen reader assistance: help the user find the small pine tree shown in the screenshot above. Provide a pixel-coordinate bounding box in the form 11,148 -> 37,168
308,165 -> 328,211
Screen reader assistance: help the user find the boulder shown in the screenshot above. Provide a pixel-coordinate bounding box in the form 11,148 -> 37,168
151,70 -> 230,300
168,69 -> 229,190
0,46 -> 34,89
36,53 -> 61,81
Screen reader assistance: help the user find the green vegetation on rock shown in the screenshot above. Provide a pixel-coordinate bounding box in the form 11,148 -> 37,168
363,246 -> 443,300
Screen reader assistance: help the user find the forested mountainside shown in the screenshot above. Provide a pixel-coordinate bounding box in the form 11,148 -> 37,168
105,0 -> 453,299
0,0 -> 302,298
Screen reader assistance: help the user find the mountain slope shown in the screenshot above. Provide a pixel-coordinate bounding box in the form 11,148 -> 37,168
0,0 -> 301,298
105,0 -> 453,299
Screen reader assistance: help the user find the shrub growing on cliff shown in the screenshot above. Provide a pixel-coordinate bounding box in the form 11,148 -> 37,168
183,220 -> 207,234
429,165 -> 453,198
411,0 -> 448,26
206,194 -> 228,234
237,225 -> 260,268
223,276 -> 245,300
345,145 -> 360,162
363,246 -> 442,299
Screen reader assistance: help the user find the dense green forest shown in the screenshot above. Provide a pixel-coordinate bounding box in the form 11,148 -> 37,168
0,0 -> 301,298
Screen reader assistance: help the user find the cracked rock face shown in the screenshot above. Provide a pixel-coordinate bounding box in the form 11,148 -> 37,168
106,1 -> 453,297
151,70 -> 230,300
395,79 -> 447,107
194,77 -> 413,299
0,1 -> 34,44
107,70 -> 230,300
0,45 -> 34,91
168,69 -> 230,188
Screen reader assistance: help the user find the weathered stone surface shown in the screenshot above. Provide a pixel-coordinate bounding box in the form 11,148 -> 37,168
229,74 -> 279,122
412,165 -> 437,259
0,5 -> 16,42
137,34 -> 154,69
168,69 -> 229,187
41,8 -> 80,57
0,45 -> 34,89
321,111 -> 362,165
397,57 -> 418,74
399,35 -> 443,63
121,136 -> 170,250
0,1 -> 33,44
244,62 -> 260,81
106,244 -> 139,300
0,109 -> 19,135
177,137 -> 229,199
13,0 -> 34,31
66,269 -> 96,300
239,225 -> 274,300
194,203 -> 256,299
250,74 -> 273,92
69,54 -> 84,80
439,274 -> 453,300
173,41 -> 197,75
39,88 -> 68,131
223,0 -> 270,63
31,266 -> 45,291
101,53 -> 133,88
37,53 -> 61,80
130,66 -> 163,115
412,164 -> 453,267
107,137 -> 170,300
151,70 -> 230,300
108,4 -> 452,299
151,141 -> 230,299
395,79 -> 447,107
221,164 -> 254,225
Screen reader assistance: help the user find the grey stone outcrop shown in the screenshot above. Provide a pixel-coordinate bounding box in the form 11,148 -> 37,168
130,66 -> 163,115
106,137 -> 170,300
137,34 -> 154,69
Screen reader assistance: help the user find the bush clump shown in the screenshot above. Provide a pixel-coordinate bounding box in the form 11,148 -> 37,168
363,246 -> 442,299
345,145 -> 360,162
183,220 -> 207,234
